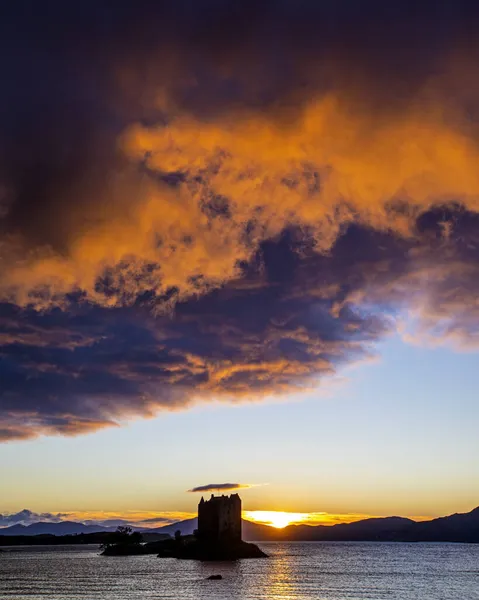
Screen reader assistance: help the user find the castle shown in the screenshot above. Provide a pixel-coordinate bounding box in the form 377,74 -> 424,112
103,491 -> 266,559
197,493 -> 242,543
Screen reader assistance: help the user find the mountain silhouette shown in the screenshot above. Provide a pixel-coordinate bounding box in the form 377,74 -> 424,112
149,507 -> 479,542
400,506 -> 479,543
244,516 -> 416,541
1,506 -> 478,543
0,521 -> 115,536
144,518 -> 198,537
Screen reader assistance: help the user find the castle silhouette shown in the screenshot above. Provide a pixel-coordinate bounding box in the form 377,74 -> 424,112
102,491 -> 267,559
197,493 -> 242,543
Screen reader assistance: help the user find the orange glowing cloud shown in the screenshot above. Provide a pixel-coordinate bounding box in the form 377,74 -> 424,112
4,87 -> 479,310
60,510 -> 196,528
3,1 -> 479,440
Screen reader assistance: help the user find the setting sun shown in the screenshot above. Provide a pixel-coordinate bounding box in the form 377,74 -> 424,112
243,511 -> 310,528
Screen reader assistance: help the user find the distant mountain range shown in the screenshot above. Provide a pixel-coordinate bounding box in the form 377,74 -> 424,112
249,507 -> 479,543
0,521 -> 115,536
146,518 -> 198,537
1,506 -> 478,543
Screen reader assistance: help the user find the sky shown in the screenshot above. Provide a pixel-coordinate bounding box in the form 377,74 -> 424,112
1,0 -> 479,528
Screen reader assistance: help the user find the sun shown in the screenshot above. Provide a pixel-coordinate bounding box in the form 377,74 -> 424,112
243,511 -> 308,529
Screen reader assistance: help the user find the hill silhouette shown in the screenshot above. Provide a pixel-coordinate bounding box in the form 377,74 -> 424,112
400,506 -> 479,543
0,521 -> 114,536
1,506 -> 478,543
145,518 -> 198,537
149,507 -> 479,543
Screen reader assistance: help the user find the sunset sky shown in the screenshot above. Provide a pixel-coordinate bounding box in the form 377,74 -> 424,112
1,1 -> 479,528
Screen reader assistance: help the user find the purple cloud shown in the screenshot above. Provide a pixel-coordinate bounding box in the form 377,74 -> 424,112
188,483 -> 254,493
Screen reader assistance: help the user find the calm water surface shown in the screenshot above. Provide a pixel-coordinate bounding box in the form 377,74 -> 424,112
1,542 -> 478,599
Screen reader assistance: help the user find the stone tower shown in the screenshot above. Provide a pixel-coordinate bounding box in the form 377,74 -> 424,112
197,493 -> 242,543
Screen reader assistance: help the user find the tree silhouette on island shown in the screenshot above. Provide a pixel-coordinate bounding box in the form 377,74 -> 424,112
100,526 -> 144,555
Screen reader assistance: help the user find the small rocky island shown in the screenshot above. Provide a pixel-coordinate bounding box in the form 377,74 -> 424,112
102,493 -> 267,560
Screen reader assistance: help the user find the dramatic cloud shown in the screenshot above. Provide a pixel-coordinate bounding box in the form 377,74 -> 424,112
188,483 -> 255,493
2,1 -> 479,440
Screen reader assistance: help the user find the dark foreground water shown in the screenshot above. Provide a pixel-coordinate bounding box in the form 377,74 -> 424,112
1,542 -> 478,599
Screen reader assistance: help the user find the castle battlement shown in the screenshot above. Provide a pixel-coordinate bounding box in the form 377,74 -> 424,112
197,493 -> 242,543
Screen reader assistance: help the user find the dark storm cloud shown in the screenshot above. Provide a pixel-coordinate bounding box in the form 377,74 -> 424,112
188,483 -> 252,493
2,2 -> 479,440
0,226 -> 395,440
4,218 -> 479,441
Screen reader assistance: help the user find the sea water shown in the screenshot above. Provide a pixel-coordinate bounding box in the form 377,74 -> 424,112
0,542 -> 478,599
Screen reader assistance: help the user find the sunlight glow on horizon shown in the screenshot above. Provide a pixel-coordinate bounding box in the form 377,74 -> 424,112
242,511 -> 432,528
244,511 -> 367,528
244,511 -> 309,528
0,508 -> 432,531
